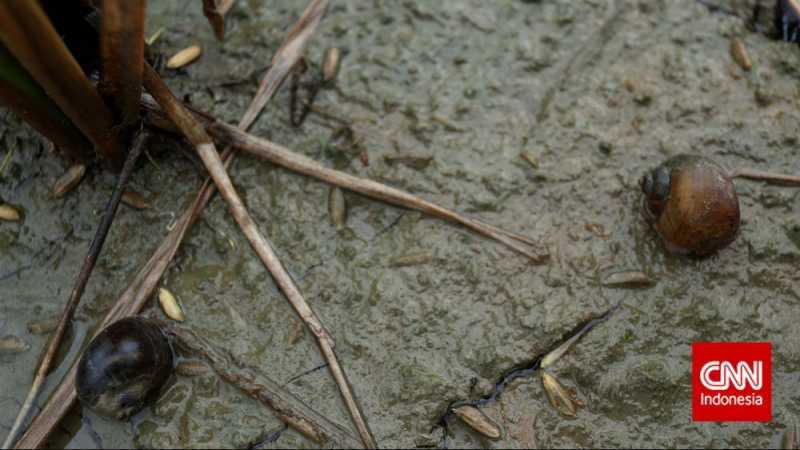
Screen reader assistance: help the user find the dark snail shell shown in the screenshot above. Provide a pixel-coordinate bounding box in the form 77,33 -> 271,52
639,154 -> 740,256
75,317 -> 174,420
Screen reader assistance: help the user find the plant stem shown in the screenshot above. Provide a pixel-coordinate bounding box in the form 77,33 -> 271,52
14,2 -> 331,446
100,0 -> 146,129
142,98 -> 547,262
142,64 -> 378,449
202,0 -> 237,40
0,1 -> 124,168
168,324 -> 363,448
731,168 -> 800,186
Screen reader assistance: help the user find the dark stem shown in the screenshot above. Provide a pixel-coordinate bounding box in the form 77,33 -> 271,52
731,168 -> 800,186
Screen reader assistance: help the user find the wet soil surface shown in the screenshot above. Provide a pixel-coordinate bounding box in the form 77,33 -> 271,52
1,0 -> 799,448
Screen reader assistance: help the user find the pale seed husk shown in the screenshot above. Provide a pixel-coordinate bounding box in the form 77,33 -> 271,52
390,251 -> 433,267
322,47 -> 342,83
541,371 -> 577,417
0,335 -> 30,354
328,186 -> 347,230
158,287 -> 186,322
452,405 -> 502,440
52,164 -> 86,198
601,270 -> 655,288
730,38 -> 752,71
520,151 -> 540,169
166,45 -> 202,69
176,360 -> 210,377
0,204 -> 21,221
122,190 -> 151,210
26,317 -> 60,335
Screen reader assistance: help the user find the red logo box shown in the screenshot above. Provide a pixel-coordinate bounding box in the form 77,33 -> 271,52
692,342 -> 771,422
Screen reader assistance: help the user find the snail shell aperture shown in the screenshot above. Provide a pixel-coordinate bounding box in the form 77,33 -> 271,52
639,154 -> 740,256
75,317 -> 174,420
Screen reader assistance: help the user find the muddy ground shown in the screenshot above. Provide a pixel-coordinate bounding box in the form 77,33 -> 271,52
1,0 -> 799,448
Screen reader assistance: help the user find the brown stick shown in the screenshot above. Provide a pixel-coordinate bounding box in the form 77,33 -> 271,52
0,46 -> 93,163
15,3 -> 332,446
100,0 -> 146,128
168,325 -> 362,447
0,1 -> 124,168
142,63 -> 378,449
202,0 -> 236,40
2,131 -> 147,450
731,168 -> 800,186
143,99 -> 547,262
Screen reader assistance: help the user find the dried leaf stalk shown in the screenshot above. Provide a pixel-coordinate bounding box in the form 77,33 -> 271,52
142,63 -> 377,449
100,0 -> 146,128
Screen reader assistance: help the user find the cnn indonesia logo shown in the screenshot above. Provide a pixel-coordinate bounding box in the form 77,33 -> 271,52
692,342 -> 771,422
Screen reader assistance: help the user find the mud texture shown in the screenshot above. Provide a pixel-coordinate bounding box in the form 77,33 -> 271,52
1,0 -> 799,448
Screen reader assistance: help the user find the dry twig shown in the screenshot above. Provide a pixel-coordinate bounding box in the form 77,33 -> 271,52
202,0 -> 237,40
144,99 -> 547,262
15,2 -> 333,447
142,61 -> 377,449
99,0 -> 146,128
731,168 -> 800,186
168,324 -> 362,447
0,1 -> 124,168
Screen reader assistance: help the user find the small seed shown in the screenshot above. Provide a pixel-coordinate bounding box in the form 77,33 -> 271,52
52,164 -> 86,198
176,360 -> 210,377
584,223 -> 609,239
322,47 -> 342,83
122,190 -> 150,210
541,371 -> 577,417
520,151 -> 539,169
146,26 -> 165,46
602,270 -> 655,288
287,319 -> 305,346
0,204 -> 21,221
0,335 -> 30,354
158,287 -> 186,322
166,45 -> 202,69
328,187 -> 347,230
27,317 -> 60,335
383,154 -> 433,170
452,405 -> 502,440
730,38 -> 752,71
431,114 -> 465,132
390,251 -> 433,267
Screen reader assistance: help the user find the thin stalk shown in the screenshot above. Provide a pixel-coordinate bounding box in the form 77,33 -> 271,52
731,168 -> 800,186
100,0 -> 146,128
202,0 -> 237,40
0,44 -> 92,163
169,325 -> 362,447
15,2 -> 330,445
0,1 -> 124,168
2,130 -> 147,450
142,64 -> 378,449
143,99 -> 547,262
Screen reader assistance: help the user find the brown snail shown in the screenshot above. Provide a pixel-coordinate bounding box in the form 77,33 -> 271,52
75,317 -> 174,420
640,154 -> 800,256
